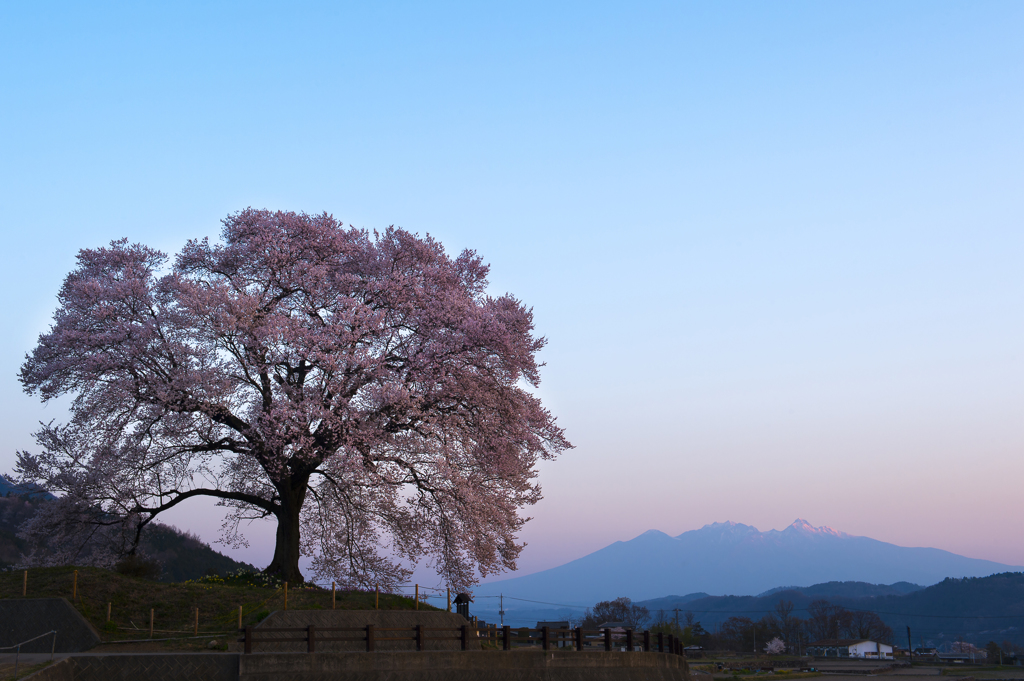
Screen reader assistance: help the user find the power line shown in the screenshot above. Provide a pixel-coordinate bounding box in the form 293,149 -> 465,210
474,595 -> 589,610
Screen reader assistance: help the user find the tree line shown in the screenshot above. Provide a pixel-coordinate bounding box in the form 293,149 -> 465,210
571,597 -> 894,653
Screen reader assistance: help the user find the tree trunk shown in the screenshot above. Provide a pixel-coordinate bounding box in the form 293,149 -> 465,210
264,472 -> 310,583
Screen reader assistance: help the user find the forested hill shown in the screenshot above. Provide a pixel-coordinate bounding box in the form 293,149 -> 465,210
0,488 -> 254,581
758,581 -> 923,599
640,573 -> 1024,647
639,580 -> 924,622
842,573 -> 1024,647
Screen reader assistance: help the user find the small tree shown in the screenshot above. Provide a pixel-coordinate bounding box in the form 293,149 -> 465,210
16,209 -> 571,585
765,637 -> 786,655
582,597 -> 650,630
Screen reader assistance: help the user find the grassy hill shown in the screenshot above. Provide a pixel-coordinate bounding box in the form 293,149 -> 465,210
0,566 -> 439,651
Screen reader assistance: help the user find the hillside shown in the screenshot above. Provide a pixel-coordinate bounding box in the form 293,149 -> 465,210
0,565 -> 436,651
636,572 -> 1024,648
757,581 -> 922,599
637,581 -> 922,619
0,490 -> 254,580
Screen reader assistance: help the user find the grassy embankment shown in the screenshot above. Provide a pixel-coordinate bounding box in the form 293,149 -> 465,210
1,566 -> 439,652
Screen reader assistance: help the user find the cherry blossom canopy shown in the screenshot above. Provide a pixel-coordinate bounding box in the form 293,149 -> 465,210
18,209 -> 570,585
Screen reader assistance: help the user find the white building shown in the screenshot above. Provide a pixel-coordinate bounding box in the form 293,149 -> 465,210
807,639 -> 894,659
849,640 -> 893,659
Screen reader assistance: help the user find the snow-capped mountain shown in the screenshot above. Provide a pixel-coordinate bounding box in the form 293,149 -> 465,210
474,519 -> 1021,605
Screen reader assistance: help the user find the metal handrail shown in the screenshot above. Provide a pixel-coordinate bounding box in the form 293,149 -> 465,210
0,629 -> 57,680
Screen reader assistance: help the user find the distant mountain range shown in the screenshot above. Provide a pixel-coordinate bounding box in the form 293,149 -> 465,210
475,519 -> 1023,605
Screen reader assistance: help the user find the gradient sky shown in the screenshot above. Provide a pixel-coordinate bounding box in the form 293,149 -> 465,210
1,1 -> 1022,587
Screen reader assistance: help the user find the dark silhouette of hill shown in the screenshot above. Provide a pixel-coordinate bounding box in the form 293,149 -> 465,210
758,580 -> 923,599
636,572 -> 1024,647
135,522 -> 256,582
833,572 -> 1024,648
0,487 -> 254,581
0,474 -> 54,500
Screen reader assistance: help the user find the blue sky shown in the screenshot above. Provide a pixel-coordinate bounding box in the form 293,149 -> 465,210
1,1 -> 1022,584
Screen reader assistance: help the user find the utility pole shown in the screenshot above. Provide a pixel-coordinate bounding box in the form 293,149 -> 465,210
499,594 -> 505,627
674,608 -> 680,630
907,626 -> 913,664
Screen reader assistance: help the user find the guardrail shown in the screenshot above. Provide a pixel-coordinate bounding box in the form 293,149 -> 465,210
0,629 -> 57,679
238,625 -> 688,656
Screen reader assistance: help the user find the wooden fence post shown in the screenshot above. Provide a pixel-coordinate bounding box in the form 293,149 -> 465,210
149,609 -> 154,639
106,603 -> 111,622
22,570 -> 27,597
644,630 -> 651,652
604,628 -> 612,652
194,607 -> 199,636
375,584 -> 379,610
461,624 -> 469,651
366,624 -> 375,652
575,627 -> 583,651
542,626 -> 550,651
73,570 -> 77,601
284,582 -> 288,610
415,584 -> 419,610
667,634 -> 674,654
503,625 -> 511,651
307,625 -> 316,653
244,626 -> 252,654
332,582 -> 336,609
238,605 -> 242,631
447,588 -> 451,612
416,624 -> 423,651
658,632 -> 664,652
626,629 -> 633,651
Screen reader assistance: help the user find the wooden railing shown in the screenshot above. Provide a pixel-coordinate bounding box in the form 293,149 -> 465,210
240,624 -> 473,654
238,624 -> 688,656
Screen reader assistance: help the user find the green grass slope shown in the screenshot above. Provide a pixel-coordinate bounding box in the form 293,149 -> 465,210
0,566 -> 439,651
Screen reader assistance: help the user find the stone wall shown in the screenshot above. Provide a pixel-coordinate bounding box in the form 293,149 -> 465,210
0,598 -> 100,653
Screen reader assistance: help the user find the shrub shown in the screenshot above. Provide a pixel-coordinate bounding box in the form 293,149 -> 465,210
114,555 -> 162,580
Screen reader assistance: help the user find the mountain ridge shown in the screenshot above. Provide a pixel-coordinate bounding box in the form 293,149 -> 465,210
475,519 -> 1022,604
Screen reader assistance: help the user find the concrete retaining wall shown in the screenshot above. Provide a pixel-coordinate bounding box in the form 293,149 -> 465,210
27,650 -> 689,681
0,599 -> 101,653
239,651 -> 690,681
27,654 -> 237,681
234,610 -> 478,652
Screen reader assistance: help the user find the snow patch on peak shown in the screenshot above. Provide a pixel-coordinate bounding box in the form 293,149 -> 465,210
786,519 -> 846,537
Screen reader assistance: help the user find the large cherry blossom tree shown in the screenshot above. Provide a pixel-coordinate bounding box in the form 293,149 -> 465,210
17,209 -> 570,585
